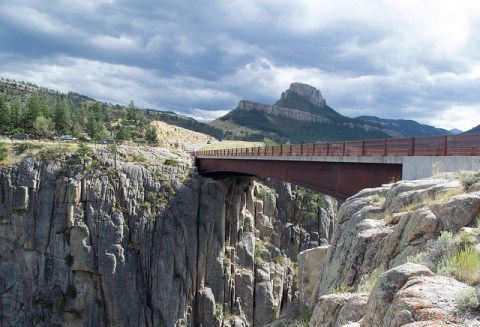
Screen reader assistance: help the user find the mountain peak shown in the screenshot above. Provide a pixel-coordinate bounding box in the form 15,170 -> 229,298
279,82 -> 326,108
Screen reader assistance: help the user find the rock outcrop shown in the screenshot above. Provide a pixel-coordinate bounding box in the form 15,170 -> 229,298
279,82 -> 327,108
0,146 -> 336,327
237,100 -> 330,123
299,175 -> 480,326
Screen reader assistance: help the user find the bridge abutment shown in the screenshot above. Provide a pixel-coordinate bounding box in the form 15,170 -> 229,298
402,156 -> 480,180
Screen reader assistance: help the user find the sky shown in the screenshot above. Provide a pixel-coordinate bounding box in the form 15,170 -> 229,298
1,0 -> 480,131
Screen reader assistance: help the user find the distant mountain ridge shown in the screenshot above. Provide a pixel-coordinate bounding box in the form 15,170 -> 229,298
355,115 -> 450,137
466,125 -> 480,133
211,82 -> 466,143
212,83 -> 399,143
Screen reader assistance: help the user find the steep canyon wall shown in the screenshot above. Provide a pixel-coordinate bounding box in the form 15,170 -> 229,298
0,147 -> 335,327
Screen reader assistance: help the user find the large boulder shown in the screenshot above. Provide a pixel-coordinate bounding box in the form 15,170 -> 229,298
361,263 -> 470,327
309,292 -> 368,327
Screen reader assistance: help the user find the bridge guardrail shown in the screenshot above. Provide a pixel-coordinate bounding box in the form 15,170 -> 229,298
194,133 -> 480,158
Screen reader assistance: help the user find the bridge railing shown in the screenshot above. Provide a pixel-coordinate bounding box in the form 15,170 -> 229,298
194,133 -> 480,158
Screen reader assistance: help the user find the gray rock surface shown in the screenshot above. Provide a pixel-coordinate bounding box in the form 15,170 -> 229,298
362,263 -> 470,327
0,146 -> 335,326
309,292 -> 368,327
301,176 -> 480,327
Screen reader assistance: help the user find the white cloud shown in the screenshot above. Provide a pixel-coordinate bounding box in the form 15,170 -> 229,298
187,109 -> 231,121
427,105 -> 480,131
90,35 -> 140,51
1,0 -> 480,131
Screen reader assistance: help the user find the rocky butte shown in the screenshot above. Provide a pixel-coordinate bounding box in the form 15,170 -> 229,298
1,144 -> 480,326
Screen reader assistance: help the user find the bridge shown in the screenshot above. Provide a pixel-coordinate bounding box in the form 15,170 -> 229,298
194,133 -> 480,200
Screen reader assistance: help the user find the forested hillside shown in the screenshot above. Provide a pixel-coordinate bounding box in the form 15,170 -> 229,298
0,78 -> 222,142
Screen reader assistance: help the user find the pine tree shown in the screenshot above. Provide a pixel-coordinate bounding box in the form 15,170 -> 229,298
10,99 -> 23,132
116,124 -> 132,141
54,100 -> 71,135
87,103 -> 103,140
126,100 -> 141,126
0,96 -> 11,133
145,125 -> 159,143
24,92 -> 50,131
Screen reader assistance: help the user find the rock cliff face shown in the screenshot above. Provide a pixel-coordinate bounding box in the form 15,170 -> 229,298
297,175 -> 480,326
237,100 -> 330,123
0,147 -> 335,327
279,83 -> 326,108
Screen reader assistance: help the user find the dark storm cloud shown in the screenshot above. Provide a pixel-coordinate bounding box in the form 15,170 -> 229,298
1,0 -> 480,130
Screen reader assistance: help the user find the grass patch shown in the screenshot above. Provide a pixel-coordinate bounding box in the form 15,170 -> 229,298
299,307 -> 313,326
402,199 -> 426,212
402,189 -> 463,213
130,153 -> 147,163
370,194 -> 386,207
255,240 -> 267,265
384,214 -> 396,225
438,247 -> 480,285
198,141 -> 264,151
13,142 -> 40,155
38,145 -> 67,162
409,230 -> 480,286
434,188 -> 463,200
357,266 -> 386,292
460,171 -> 480,190
270,305 -> 280,321
331,282 -> 352,294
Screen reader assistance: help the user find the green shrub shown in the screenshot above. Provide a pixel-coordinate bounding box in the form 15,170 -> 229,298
455,288 -> 480,309
273,255 -> 286,265
255,241 -> 266,257
407,231 -> 458,270
270,305 -> 280,320
258,188 -> 269,201
0,142 -> 7,161
164,158 -> 180,166
38,145 -> 65,162
214,303 -> 223,319
460,171 -> 480,190
76,142 -> 93,158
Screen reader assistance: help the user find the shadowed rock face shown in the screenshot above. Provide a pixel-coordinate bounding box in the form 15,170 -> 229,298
0,147 -> 335,327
